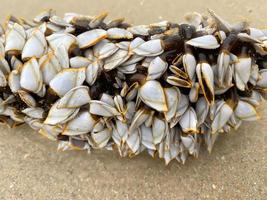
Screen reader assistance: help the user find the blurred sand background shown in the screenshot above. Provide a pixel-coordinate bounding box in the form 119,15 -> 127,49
0,0 -> 266,199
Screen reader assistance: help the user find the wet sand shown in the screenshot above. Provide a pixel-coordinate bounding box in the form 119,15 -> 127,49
0,0 -> 266,199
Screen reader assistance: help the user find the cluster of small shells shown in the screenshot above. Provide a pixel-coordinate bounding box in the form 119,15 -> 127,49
1,9 -> 267,164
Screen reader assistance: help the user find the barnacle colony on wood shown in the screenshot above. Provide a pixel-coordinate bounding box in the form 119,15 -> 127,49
0,9 -> 266,164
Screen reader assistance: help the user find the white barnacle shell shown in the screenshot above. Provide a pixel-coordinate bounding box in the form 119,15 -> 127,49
44,100 -> 79,125
103,49 -> 130,71
147,56 -> 168,80
144,110 -> 154,127
106,17 -> 125,28
70,56 -> 91,68
8,70 -> 21,93
228,114 -> 242,130
152,117 -> 166,144
89,100 -> 120,117
37,22 -> 48,34
248,28 -> 266,40
46,33 -> 77,51
234,57 -> 251,91
39,53 -> 48,65
141,56 -> 156,68
1,106 -> 24,123
139,80 -> 167,112
107,28 -> 133,39
126,128 -> 141,154
84,48 -> 95,59
121,54 -> 144,67
77,29 -> 107,49
62,110 -> 96,136
34,9 -> 55,23
118,63 -> 137,74
196,62 -> 214,104
91,127 -> 111,148
0,95 -> 15,106
211,101 -> 233,133
64,26 -> 76,33
140,125 -> 156,150
189,82 -> 200,103
125,82 -> 139,101
114,95 -> 126,114
68,15 -> 91,28
22,28 -> 47,60
124,101 -> 135,122
0,98 -> 5,113
209,102 -> 217,121
216,31 -> 227,44
120,83 -> 129,98
150,20 -> 169,28
183,53 -> 196,81
10,55 -> 23,70
49,15 -> 71,27
24,117 -> 43,131
112,120 -> 128,145
230,20 -> 248,34
223,63 -> 234,87
0,56 -> 11,75
234,100 -> 259,121
0,70 -> 7,87
54,44 -> 69,68
160,128 -> 179,165
63,12 -> 82,23
237,32 -> 262,44
25,27 -> 35,38
129,37 -> 145,51
17,90 -> 37,107
241,90 -> 263,107
0,23 -> 3,34
204,130 -> 218,153
49,67 -> 86,97
127,25 -> 150,36
129,108 -> 150,132
5,23 -> 26,54
100,93 -> 115,106
180,135 -> 197,155
254,42 -> 267,56
195,97 -> 209,126
164,87 -> 180,122
208,9 -> 232,33
89,12 -> 108,28
179,107 -> 198,133
57,86 -> 90,109
133,39 -> 163,57
22,107 -> 44,119
256,69 -> 267,88
167,66 -> 192,88
39,124 -> 62,141
178,92 -> 190,112
93,40 -> 119,59
36,85 -> 46,97
249,64 -> 259,86
39,52 -> 62,84
186,35 -> 220,49
20,58 -> 43,93
86,60 -> 102,85
0,42 -> 4,56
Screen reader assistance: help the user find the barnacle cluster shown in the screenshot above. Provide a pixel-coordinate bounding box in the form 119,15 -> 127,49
0,9 -> 267,164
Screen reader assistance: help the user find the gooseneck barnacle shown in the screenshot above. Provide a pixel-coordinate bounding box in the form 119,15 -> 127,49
0,9 -> 266,164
